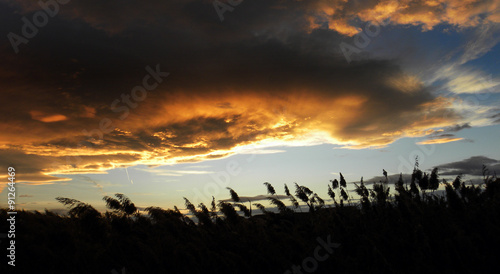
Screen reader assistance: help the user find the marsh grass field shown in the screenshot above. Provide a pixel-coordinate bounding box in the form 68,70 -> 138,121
1,166 -> 500,274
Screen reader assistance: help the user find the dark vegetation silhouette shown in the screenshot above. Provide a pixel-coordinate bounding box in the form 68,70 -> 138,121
1,163 -> 500,273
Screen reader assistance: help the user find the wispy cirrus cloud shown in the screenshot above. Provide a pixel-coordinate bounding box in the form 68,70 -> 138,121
416,137 -> 464,145
135,168 -> 215,177
219,194 -> 289,203
416,123 -> 473,144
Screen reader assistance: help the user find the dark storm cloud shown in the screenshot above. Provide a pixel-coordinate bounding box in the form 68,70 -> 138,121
436,156 -> 500,176
490,112 -> 500,124
365,156 -> 499,184
365,173 -> 413,185
0,0 -> 469,184
421,123 -> 471,142
220,194 -> 289,203
442,123 -> 472,133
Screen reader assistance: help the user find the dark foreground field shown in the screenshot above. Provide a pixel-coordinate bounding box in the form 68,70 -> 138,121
1,167 -> 500,274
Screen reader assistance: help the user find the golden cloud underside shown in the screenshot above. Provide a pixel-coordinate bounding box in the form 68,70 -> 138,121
1,0 -> 490,185
0,87 -> 457,185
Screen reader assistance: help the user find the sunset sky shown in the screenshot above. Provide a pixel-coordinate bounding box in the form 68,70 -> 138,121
1,0 -> 499,212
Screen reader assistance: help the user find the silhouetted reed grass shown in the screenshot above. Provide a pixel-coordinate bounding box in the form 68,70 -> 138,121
1,164 -> 499,273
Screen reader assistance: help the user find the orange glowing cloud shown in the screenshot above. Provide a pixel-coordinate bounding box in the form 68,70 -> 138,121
307,0 -> 499,35
0,85 -> 459,184
30,111 -> 68,123
417,137 -> 464,145
0,0 -> 476,185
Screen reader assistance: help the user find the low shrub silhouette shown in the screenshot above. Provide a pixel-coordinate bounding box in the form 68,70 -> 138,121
1,165 -> 499,273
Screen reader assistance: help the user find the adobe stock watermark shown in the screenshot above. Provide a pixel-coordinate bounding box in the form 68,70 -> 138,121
64,64 -> 169,169
191,145 -> 258,205
445,74 -> 496,115
397,74 -> 497,175
398,144 -> 435,174
284,235 -> 340,274
191,105 -> 289,205
339,18 -> 391,63
7,0 -> 71,54
6,167 -> 17,267
213,0 -> 243,22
